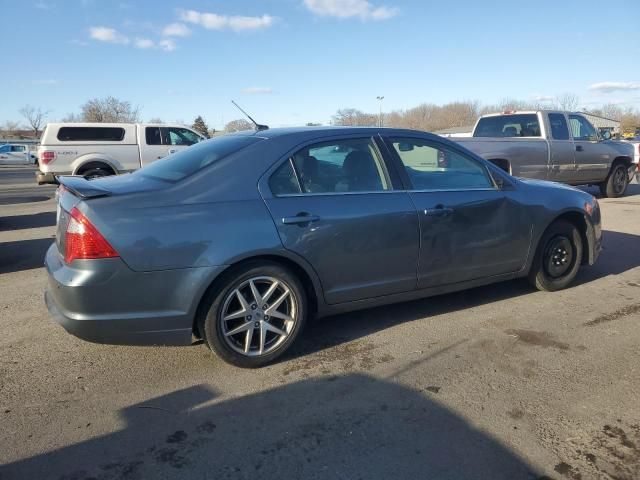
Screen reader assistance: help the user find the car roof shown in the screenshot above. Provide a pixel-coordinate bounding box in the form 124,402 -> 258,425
232,126 -> 444,141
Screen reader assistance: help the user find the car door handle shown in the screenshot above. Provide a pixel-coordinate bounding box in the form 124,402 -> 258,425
168,149 -> 177,154
282,213 -> 320,225
576,145 -> 583,152
424,206 -> 454,217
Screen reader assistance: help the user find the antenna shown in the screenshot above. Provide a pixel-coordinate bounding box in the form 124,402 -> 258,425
231,100 -> 269,131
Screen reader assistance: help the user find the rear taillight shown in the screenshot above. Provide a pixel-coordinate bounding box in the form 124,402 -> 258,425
64,207 -> 119,263
41,151 -> 56,165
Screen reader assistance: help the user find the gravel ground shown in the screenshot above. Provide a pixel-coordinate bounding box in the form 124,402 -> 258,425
1,166 -> 639,480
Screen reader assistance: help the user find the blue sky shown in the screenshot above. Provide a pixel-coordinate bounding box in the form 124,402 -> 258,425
1,0 -> 639,129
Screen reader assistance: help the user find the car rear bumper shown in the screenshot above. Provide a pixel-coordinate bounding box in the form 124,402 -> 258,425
44,243 -> 225,346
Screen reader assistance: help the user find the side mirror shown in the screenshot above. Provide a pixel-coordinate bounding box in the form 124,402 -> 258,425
601,131 -> 611,140
398,143 -> 414,152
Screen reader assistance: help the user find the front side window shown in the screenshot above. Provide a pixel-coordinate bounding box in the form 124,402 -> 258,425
548,113 -> 570,140
287,138 -> 389,194
474,114 -> 541,137
569,115 -> 598,141
163,127 -> 201,146
388,137 -> 493,190
56,127 -> 125,141
11,145 -> 26,152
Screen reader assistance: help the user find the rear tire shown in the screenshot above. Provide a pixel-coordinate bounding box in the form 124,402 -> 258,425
199,262 -> 307,368
528,220 -> 583,292
599,163 -> 628,198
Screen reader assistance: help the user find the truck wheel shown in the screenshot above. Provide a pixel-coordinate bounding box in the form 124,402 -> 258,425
81,168 -> 113,180
528,220 -> 582,292
599,163 -> 628,198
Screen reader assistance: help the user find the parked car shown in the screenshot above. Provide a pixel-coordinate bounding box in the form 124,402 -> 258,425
454,111 -> 636,197
45,127 -> 602,367
0,144 -> 38,164
36,123 -> 206,184
620,136 -> 640,178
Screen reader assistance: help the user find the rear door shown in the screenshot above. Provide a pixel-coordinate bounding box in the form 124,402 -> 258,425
547,112 -> 576,183
569,114 -> 612,183
261,135 -> 420,305
139,126 -> 168,166
382,135 -> 531,289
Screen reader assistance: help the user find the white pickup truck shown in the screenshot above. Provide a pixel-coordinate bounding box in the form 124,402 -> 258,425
454,110 -> 637,197
36,123 -> 205,184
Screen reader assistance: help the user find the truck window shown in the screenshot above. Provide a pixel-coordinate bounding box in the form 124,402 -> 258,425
145,127 -> 162,145
548,113 -> 570,140
162,127 -> 201,146
568,115 -> 598,141
474,114 -> 541,138
57,127 -> 125,141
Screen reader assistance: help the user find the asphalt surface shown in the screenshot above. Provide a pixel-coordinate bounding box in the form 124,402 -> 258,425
1,165 -> 639,480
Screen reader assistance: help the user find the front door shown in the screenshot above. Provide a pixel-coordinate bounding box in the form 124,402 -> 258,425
139,126 -> 201,167
569,114 -> 612,183
262,136 -> 420,305
383,136 -> 531,289
547,112 -> 576,183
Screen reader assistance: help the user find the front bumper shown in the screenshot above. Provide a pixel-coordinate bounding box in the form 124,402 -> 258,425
44,243 -> 224,346
36,171 -> 57,185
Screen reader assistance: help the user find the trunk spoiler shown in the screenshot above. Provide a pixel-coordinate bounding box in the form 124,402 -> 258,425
57,176 -> 112,199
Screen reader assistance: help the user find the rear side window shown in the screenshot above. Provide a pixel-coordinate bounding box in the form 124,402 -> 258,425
270,160 -> 301,195
474,114 -> 541,137
57,127 -> 125,141
138,135 -> 261,182
548,113 -> 570,140
145,127 -> 162,145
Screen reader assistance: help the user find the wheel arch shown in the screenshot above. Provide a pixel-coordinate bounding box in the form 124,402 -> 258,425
536,210 -> 595,267
192,252 -> 323,338
72,156 -> 119,176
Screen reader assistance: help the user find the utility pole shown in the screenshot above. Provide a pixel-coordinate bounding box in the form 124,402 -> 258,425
376,96 -> 384,127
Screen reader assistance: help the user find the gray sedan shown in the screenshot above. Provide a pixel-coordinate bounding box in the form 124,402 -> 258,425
44,127 -> 602,367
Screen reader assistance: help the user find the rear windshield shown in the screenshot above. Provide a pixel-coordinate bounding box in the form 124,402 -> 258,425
137,135 -> 261,182
57,127 -> 125,141
474,114 -> 541,138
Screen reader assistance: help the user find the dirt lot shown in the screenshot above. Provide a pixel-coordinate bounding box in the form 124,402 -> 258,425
1,165 -> 639,480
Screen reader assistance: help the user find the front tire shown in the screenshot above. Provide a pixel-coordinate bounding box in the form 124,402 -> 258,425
199,262 -> 307,368
599,163 -> 628,198
528,220 -> 583,292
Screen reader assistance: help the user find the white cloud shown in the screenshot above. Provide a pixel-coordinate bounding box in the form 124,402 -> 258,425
162,22 -> 191,37
242,86 -> 273,94
89,26 -> 129,44
134,38 -> 155,49
159,39 -> 177,52
179,10 -> 275,32
303,0 -> 398,20
588,82 -> 640,93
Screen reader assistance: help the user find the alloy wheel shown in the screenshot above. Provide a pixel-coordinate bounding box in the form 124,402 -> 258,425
220,276 -> 297,357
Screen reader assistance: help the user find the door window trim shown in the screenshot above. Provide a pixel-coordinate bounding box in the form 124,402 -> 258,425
380,135 -> 499,192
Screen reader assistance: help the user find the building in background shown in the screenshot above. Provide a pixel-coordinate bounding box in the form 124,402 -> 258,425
579,112 -> 621,137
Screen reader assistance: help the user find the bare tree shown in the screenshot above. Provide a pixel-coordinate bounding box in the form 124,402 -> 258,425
148,117 -> 164,123
332,108 -> 377,126
61,113 -> 81,122
19,105 -> 49,137
80,96 -> 140,123
224,119 -> 253,133
555,93 -> 580,112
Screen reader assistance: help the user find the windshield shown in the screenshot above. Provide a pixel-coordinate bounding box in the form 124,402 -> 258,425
138,135 -> 261,182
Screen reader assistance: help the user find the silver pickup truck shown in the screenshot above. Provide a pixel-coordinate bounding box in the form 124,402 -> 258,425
454,110 -> 637,197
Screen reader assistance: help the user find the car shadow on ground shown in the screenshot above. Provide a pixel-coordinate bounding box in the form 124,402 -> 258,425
1,376 -> 543,480
291,229 -> 640,360
0,212 -> 56,232
0,238 -> 53,274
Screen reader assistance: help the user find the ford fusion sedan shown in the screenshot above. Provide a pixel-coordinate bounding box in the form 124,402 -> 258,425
44,127 -> 601,367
